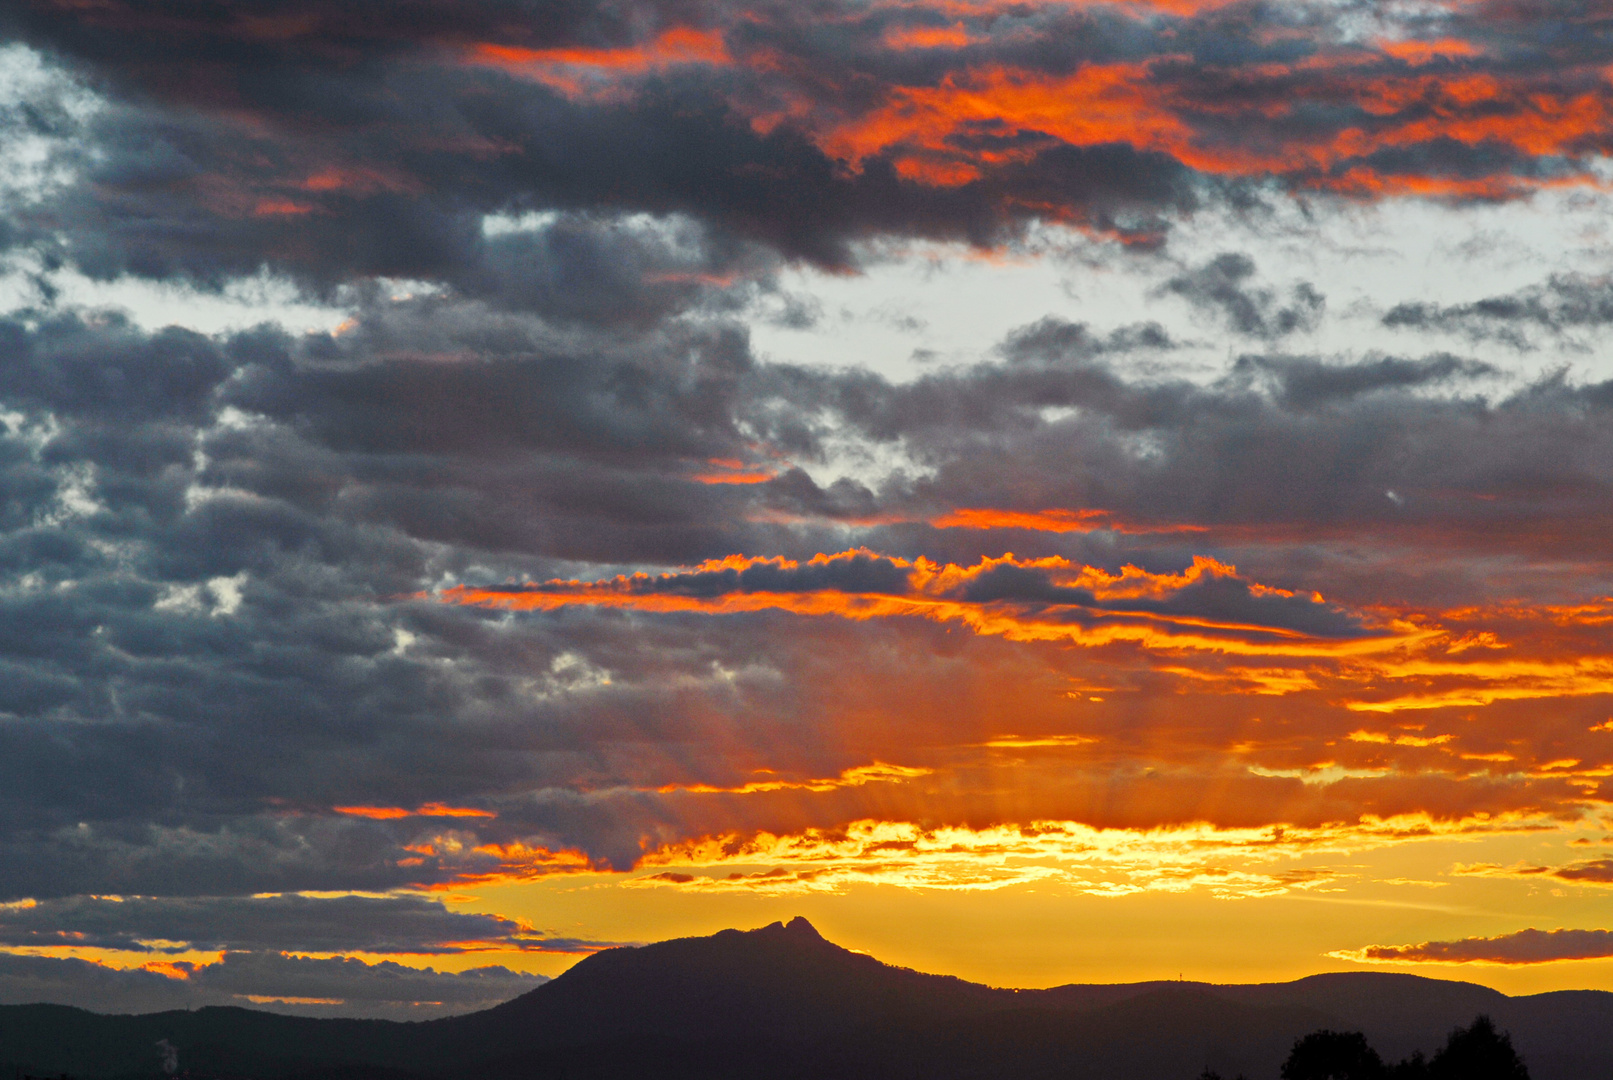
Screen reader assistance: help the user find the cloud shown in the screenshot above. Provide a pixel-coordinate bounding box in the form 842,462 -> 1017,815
442,550 -> 1372,645
4,1 -> 1613,294
0,950 -> 546,1019
1340,927 -> 1613,965
627,814 -> 1535,899
0,893 -> 611,954
1,294 -> 1613,906
1227,354 -> 1498,410
1159,254 -> 1324,339
754,330 -> 1613,566
1455,857 -> 1613,886
1382,273 -> 1613,346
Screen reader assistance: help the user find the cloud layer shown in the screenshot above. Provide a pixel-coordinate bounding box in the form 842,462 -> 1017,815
0,893 -> 610,954
6,0 -> 1613,284
0,950 -> 547,1019
4,0 -> 1613,1008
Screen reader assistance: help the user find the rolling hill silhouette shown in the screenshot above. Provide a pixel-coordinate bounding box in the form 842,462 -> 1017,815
5,917 -> 1612,1079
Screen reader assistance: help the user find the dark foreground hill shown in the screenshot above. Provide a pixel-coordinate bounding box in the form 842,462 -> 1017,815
5,917 -> 1612,1080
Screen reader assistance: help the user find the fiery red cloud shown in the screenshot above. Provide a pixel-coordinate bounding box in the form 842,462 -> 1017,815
428,548 -> 1613,724
434,550 -> 1404,656
930,507 -> 1209,535
398,541 -> 1613,896
335,804 -> 497,820
691,458 -> 781,485
452,10 -> 1613,205
468,27 -> 732,99
27,0 -> 1613,258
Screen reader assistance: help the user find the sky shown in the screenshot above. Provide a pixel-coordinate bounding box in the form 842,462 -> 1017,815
4,0 -> 1613,1021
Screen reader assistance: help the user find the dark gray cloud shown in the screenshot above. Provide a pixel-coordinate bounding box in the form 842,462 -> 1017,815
762,326 -> 1613,557
1383,272 -> 1613,346
508,550 -> 915,599
997,318 -> 1176,367
0,302 -> 914,885
1227,353 -> 1499,410
4,0 -> 1607,299
0,11 -> 1194,291
1159,254 -> 1324,339
0,950 -> 546,1019
0,893 -> 606,954
1355,927 -> 1613,965
469,214 -> 777,328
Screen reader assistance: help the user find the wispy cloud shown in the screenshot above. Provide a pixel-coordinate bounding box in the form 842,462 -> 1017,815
1338,927 -> 1613,966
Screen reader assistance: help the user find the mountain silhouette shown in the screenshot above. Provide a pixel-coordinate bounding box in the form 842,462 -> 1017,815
4,919 -> 1611,1079
476,915 -> 1009,1042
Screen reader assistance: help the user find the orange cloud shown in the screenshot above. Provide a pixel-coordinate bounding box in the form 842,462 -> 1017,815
691,458 -> 779,485
792,47 -> 1613,197
982,734 -> 1100,749
657,762 -> 932,795
432,549 -> 1406,662
931,507 -> 1208,535
1376,38 -> 1485,66
447,18 -> 1613,202
1343,658 -> 1613,713
1305,76 -> 1610,187
627,812 -> 1555,897
440,582 -> 1386,657
299,167 -> 421,195
819,63 -> 1196,188
423,544 -> 1613,832
468,27 -> 731,99
881,23 -> 979,50
1348,730 -> 1454,747
334,803 -> 495,820
252,198 -> 315,216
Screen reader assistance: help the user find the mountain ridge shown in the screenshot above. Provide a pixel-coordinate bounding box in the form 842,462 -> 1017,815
4,918 -> 1611,1080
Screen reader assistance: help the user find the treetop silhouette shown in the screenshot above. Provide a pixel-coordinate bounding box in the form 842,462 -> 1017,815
1276,1015 -> 1528,1080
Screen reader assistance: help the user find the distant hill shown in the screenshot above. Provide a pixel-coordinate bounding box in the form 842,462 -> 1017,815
5,917 -> 1613,1079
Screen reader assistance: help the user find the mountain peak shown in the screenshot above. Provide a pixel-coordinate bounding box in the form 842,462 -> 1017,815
492,914 -> 1002,1043
768,915 -> 823,940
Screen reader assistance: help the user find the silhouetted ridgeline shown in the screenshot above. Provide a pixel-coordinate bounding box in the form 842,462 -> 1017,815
4,918 -> 1610,1080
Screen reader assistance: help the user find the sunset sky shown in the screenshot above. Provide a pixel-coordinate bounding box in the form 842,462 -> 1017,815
5,0 -> 1613,1019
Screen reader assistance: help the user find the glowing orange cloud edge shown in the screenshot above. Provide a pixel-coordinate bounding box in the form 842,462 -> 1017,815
462,19 -> 1613,198
931,507 -> 1209,535
430,549 -> 1416,660
335,803 -> 495,820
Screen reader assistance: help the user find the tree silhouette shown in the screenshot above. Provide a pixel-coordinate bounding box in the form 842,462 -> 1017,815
1276,1016 -> 1529,1080
1388,1050 -> 1428,1079
1428,1016 -> 1528,1080
1281,1030 -> 1387,1080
